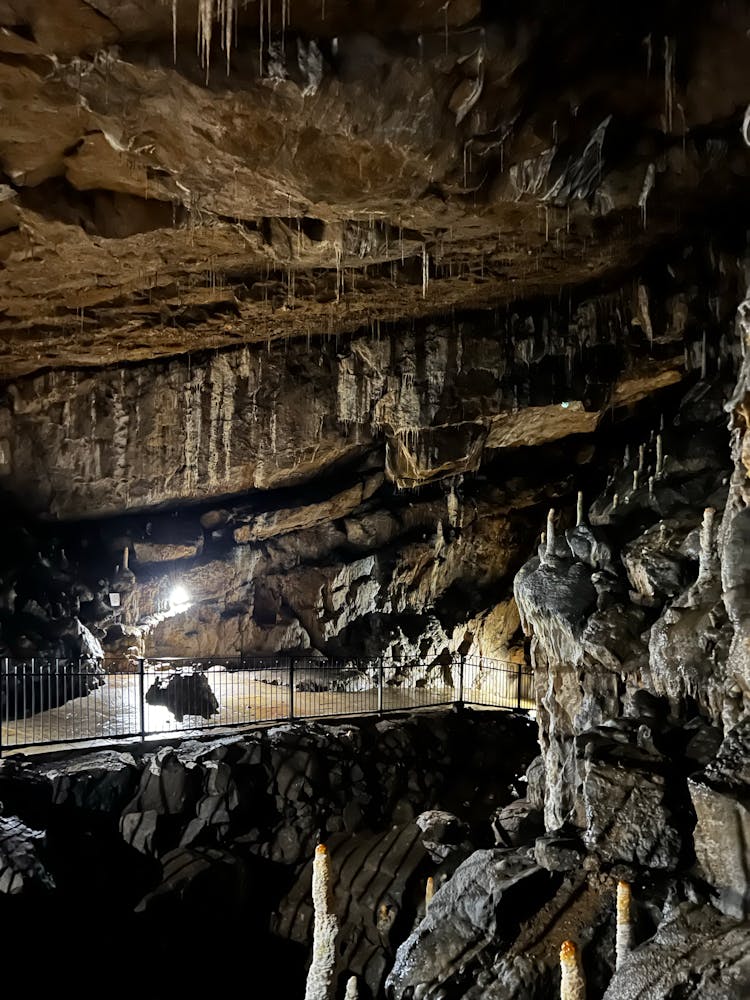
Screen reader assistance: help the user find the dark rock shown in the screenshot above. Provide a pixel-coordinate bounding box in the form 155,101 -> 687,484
689,718 -> 750,918
415,809 -> 471,861
0,814 -> 54,893
533,832 -> 584,872
602,904 -> 750,1000
144,671 -> 219,722
386,850 -> 554,998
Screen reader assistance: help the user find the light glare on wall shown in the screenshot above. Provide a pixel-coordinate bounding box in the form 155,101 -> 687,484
169,584 -> 191,610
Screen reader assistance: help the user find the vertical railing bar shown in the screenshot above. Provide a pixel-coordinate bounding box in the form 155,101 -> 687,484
288,655 -> 294,722
138,656 -> 146,741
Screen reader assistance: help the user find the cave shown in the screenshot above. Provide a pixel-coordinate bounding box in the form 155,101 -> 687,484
1,1 -> 749,998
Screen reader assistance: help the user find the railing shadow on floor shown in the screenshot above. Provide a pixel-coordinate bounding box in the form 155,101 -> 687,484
0,653 -> 534,755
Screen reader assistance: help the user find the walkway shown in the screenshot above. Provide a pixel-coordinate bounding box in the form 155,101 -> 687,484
1,655 -> 533,755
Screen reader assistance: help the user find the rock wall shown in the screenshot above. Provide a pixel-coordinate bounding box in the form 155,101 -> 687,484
384,287 -> 750,1000
0,247 -> 736,520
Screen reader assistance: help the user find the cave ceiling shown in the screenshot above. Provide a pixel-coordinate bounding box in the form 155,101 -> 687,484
0,0 -> 749,379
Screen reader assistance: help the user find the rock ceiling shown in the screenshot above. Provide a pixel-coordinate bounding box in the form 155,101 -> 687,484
1,0 -> 749,379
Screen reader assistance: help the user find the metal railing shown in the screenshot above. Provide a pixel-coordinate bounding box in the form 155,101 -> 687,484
0,653 -> 533,754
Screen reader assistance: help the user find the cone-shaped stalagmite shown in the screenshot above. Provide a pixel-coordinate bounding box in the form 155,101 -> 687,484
560,940 -> 586,1000
616,880 -> 633,969
344,977 -> 358,1000
304,844 -> 340,1000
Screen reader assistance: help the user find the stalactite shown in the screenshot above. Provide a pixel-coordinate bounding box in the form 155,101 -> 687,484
304,844 -> 339,1000
616,881 -> 633,969
560,940 -> 586,1000
197,0 -> 213,79
172,0 -> 178,63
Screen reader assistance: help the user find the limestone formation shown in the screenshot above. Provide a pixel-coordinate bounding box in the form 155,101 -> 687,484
1,3 -> 750,999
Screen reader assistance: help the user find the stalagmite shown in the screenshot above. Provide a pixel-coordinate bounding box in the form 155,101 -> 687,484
546,508 -> 556,559
648,476 -> 655,496
304,844 -> 339,1000
576,491 -> 584,526
425,876 -> 435,911
633,470 -> 639,491
638,444 -> 645,473
623,444 -> 630,468
560,940 -> 586,1000
344,977 -> 358,1000
655,433 -> 664,475
122,546 -> 129,571
698,507 -> 716,584
616,880 -> 633,969
613,493 -> 619,509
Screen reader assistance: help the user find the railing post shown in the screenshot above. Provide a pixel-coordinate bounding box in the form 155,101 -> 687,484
457,654 -> 465,709
138,656 -> 146,741
377,656 -> 384,717
288,656 -> 295,721
516,662 -> 523,710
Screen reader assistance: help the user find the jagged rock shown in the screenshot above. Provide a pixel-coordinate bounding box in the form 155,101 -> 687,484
602,904 -> 750,1000
493,800 -> 544,848
35,750 -> 138,812
386,850 -> 554,999
416,810 -> 471,861
0,815 -> 54,894
689,718 -> 750,918
533,832 -> 585,872
580,741 -> 687,869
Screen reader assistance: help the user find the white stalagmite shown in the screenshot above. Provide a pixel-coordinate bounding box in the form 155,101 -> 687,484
560,940 -> 586,1000
304,844 -> 339,1000
612,493 -> 619,509
633,470 -> 640,491
616,880 -> 633,969
638,443 -> 645,473
698,507 -> 716,584
344,977 -> 358,1000
655,433 -> 664,475
576,491 -> 584,526
546,508 -> 556,559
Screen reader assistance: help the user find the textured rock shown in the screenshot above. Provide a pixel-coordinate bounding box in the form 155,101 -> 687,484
602,904 -> 750,1000
386,850 -> 554,999
0,815 -> 54,894
690,718 -> 750,918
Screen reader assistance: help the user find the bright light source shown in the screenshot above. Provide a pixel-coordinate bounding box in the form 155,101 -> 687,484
169,585 -> 191,610
560,401 -> 570,409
